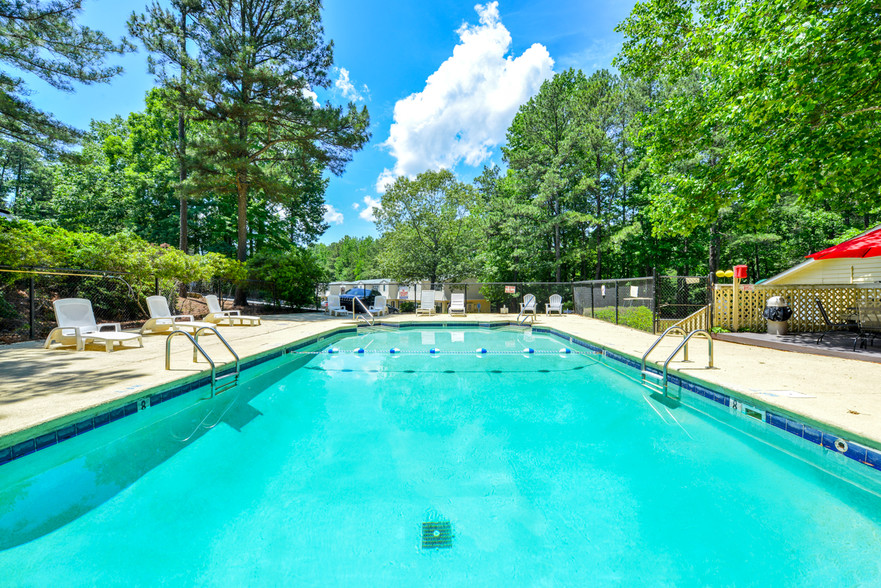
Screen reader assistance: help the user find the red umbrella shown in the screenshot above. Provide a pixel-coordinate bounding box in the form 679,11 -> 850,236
807,228 -> 881,260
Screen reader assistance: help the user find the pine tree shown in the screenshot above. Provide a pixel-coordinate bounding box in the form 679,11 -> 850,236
165,0 -> 370,304
0,0 -> 132,152
128,0 -> 203,253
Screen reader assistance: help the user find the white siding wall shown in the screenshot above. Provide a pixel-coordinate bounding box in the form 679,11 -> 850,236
774,258 -> 881,285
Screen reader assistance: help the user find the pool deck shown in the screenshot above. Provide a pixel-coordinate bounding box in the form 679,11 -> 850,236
2,312 -> 881,452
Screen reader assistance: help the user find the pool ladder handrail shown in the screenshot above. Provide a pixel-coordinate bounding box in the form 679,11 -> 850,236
352,296 -> 375,327
516,308 -> 536,325
641,327 -> 713,397
165,326 -> 240,397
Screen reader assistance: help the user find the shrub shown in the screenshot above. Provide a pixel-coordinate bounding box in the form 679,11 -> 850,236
247,248 -> 323,308
591,305 -> 654,332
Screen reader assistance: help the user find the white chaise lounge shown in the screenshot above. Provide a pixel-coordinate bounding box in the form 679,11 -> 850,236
141,295 -> 218,335
327,294 -> 346,317
416,290 -> 436,316
449,292 -> 466,316
203,295 -> 261,326
368,295 -> 388,316
44,298 -> 143,352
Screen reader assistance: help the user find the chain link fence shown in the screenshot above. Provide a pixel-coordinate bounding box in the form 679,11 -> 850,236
322,274 -> 711,333
0,267 -> 317,344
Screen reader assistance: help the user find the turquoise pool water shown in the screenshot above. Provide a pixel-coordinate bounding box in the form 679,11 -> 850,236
1,327 -> 881,585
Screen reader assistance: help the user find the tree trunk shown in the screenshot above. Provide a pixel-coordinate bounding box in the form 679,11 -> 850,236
235,174 -> 249,306
176,6 -> 189,302
708,221 -> 720,282
554,195 -> 561,283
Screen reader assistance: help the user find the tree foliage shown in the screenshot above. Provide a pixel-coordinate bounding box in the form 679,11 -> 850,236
0,0 -> 132,152
375,169 -> 480,284
616,0 -> 881,235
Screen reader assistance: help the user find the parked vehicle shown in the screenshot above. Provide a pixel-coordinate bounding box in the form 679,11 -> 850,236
339,288 -> 382,311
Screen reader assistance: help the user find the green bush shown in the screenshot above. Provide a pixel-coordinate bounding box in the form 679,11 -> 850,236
591,305 -> 654,332
247,248 -> 323,308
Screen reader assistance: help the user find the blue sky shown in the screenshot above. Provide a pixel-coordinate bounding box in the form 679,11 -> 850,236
27,0 -> 637,243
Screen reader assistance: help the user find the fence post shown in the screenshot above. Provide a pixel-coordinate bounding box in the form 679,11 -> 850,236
707,273 -> 714,331
652,267 -> 658,334
29,275 -> 35,340
155,276 -> 159,296
615,281 -> 619,325
590,280 -> 595,318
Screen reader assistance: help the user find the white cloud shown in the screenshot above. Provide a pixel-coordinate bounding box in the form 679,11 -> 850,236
359,196 -> 382,222
322,204 -> 344,225
335,68 -> 368,102
351,202 -> 361,210
379,1 -> 553,185
375,168 -> 396,194
301,87 -> 319,106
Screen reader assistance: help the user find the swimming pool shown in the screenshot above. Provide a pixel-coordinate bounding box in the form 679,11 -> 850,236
1,326 -> 880,585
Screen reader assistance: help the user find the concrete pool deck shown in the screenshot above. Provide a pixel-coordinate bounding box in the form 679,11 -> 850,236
2,312 -> 881,452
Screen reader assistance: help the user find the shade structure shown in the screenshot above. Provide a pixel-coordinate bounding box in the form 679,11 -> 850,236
807,228 -> 881,260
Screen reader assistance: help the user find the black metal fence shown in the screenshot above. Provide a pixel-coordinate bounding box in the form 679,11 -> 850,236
324,273 -> 712,333
0,267 -> 308,344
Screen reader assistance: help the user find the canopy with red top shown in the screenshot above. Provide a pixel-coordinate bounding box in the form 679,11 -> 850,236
807,228 -> 881,260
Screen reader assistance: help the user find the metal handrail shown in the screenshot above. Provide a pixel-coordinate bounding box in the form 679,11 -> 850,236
165,327 -> 240,397
659,330 -> 713,395
353,296 -> 375,327
193,326 -> 240,372
641,326 -> 689,371
166,331 -> 218,394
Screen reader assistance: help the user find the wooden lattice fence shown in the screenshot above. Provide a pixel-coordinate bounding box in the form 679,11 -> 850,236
714,284 -> 881,332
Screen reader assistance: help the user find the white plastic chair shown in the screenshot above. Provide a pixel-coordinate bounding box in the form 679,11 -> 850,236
44,298 -> 143,352
520,294 -> 537,316
546,294 -> 563,316
368,295 -> 388,316
141,296 -> 217,335
416,290 -> 436,316
326,294 -> 347,317
449,292 -> 466,316
203,295 -> 261,326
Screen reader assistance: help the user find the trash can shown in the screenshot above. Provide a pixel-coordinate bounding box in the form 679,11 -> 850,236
762,296 -> 792,335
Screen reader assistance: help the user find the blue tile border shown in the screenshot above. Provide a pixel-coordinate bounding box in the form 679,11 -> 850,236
539,326 -> 881,476
3,321 -> 881,478
0,326 -> 352,468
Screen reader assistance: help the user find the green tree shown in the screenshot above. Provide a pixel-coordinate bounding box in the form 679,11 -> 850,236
616,0 -> 881,236
128,0 -> 204,252
503,69 -> 585,282
375,169 -> 479,285
0,0 -> 132,152
170,0 -> 371,304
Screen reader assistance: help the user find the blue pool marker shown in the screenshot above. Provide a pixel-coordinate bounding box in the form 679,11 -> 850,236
560,348 -> 571,354
523,348 -> 535,354
355,348 -> 365,354
327,347 -> 339,354
476,348 -> 487,354
429,348 -> 441,354
390,348 -> 400,354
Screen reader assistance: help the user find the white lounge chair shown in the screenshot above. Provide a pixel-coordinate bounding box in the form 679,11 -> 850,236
141,296 -> 218,335
44,298 -> 144,352
449,292 -> 466,316
520,294 -> 537,316
203,294 -> 261,326
326,294 -> 346,317
416,290 -> 436,316
546,294 -> 563,316
368,295 -> 388,316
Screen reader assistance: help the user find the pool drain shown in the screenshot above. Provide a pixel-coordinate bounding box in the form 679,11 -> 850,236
422,521 -> 453,549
